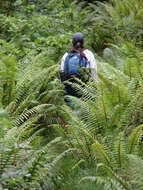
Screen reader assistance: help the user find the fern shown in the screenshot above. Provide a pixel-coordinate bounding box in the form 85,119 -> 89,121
113,132 -> 127,170
92,143 -> 111,166
128,125 -> 143,154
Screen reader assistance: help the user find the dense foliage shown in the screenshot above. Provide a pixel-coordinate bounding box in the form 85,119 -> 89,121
0,0 -> 143,189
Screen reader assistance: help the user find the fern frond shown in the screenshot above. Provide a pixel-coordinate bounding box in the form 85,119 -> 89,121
13,104 -> 56,127
92,143 -> 111,166
128,154 -> 143,190
113,132 -> 127,169
97,163 -> 131,190
51,148 -> 76,168
128,125 -> 143,154
80,175 -> 127,190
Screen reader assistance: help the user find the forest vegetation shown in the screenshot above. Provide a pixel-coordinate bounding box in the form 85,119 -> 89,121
0,0 -> 143,189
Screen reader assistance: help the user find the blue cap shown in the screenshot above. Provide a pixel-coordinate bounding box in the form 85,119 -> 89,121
72,32 -> 84,46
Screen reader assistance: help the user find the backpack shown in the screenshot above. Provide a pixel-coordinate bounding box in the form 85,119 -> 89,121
63,51 -> 88,81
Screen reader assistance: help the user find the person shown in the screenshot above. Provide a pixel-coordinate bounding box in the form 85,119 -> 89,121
60,32 -> 98,102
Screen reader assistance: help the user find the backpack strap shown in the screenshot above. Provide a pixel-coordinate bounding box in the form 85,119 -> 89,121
65,53 -> 71,76
79,48 -> 88,67
79,53 -> 82,68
